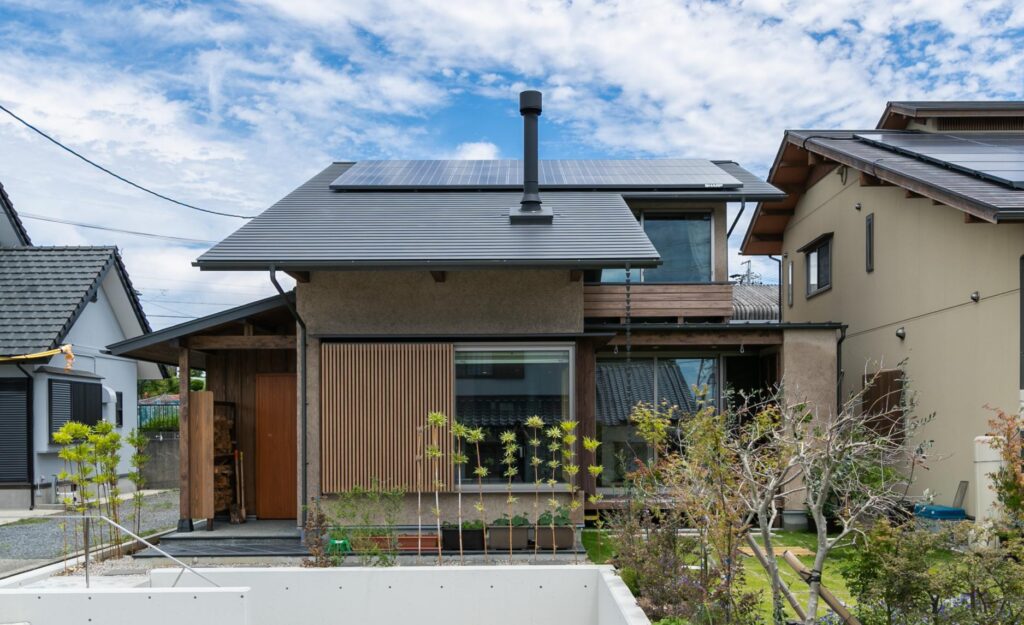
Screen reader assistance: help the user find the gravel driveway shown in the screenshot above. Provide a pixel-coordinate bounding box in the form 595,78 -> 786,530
0,489 -> 180,578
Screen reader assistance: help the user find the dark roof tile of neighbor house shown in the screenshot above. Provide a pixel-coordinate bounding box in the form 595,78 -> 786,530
0,246 -> 148,356
196,159 -> 783,271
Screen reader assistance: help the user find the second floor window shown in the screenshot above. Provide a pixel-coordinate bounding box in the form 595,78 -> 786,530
601,212 -> 713,283
802,234 -> 833,297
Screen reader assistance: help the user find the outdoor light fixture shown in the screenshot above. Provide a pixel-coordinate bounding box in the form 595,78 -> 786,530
854,202 -> 862,211
970,291 -> 980,302
895,327 -> 906,340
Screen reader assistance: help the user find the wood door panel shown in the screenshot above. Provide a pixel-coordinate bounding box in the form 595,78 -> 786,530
255,374 -> 297,519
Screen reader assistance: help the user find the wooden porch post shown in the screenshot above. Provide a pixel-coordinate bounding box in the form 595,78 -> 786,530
576,340 -> 598,500
177,345 -> 193,532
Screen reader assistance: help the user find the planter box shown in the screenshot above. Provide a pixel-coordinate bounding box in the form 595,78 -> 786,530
396,533 -> 439,552
350,535 -> 393,551
441,527 -> 486,551
488,526 -> 530,551
535,526 -> 575,550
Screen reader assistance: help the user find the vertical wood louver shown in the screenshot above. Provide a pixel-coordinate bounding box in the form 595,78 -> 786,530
321,343 -> 454,493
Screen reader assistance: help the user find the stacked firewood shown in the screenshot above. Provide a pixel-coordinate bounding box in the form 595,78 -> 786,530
214,412 -> 233,456
214,463 -> 234,512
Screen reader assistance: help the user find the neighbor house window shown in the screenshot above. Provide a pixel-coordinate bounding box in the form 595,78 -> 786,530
115,391 -> 124,428
595,356 -> 718,487
49,379 -> 102,436
786,260 -> 794,307
600,212 -> 712,283
800,234 -> 833,297
865,213 -> 874,273
454,347 -> 572,484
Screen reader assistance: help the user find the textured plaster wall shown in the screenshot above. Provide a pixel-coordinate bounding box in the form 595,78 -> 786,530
780,167 -> 1024,514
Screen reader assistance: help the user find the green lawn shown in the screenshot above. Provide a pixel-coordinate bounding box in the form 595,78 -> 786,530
582,528 -> 854,622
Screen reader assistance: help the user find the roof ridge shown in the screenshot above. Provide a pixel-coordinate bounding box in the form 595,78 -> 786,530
0,181 -> 32,246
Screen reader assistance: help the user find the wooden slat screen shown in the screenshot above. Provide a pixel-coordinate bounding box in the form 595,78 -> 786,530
188,390 -> 215,519
584,284 -> 733,320
321,343 -> 454,493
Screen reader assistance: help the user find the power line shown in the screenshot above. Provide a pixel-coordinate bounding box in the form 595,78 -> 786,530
141,298 -> 246,306
0,101 -> 254,220
19,212 -> 218,244
148,314 -> 197,319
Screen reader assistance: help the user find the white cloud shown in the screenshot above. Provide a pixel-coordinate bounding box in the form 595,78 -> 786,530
0,0 -> 1021,329
449,141 -> 501,160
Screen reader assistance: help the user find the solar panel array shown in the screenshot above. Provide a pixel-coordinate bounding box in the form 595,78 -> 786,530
855,133 -> 1024,189
329,159 -> 743,190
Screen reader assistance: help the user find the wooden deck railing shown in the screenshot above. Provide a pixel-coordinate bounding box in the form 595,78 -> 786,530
583,283 -> 733,322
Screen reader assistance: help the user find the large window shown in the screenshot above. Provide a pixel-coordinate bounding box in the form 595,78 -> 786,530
802,234 -> 833,297
600,212 -> 712,283
595,356 -> 718,487
454,348 -> 572,484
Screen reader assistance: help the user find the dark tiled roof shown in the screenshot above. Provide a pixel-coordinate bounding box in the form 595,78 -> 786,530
456,396 -> 566,428
595,360 -> 697,426
732,284 -> 779,321
790,130 -> 1024,218
0,182 -> 31,246
0,247 -> 148,356
197,161 -> 781,271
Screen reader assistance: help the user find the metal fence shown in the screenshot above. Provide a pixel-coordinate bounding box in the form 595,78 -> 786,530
139,403 -> 179,431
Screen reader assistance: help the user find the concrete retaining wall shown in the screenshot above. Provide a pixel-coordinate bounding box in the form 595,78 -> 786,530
0,587 -> 249,625
150,565 -> 649,625
141,432 -> 180,490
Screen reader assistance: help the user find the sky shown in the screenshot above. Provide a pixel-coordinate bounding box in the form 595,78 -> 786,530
1,0 -> 1022,329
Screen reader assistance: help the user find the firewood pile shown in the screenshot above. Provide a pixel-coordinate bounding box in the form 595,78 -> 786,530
214,463 -> 234,512
214,411 -> 233,455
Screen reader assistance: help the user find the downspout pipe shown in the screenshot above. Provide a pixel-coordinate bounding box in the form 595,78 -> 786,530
16,364 -> 34,510
270,267 -> 308,529
836,325 -> 847,416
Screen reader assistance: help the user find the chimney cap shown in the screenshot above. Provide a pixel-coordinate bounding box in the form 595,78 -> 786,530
520,90 -> 542,115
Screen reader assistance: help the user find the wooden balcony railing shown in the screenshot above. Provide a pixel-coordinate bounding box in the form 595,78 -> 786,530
583,283 -> 733,323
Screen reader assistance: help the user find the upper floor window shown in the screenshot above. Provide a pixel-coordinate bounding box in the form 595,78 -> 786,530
865,213 -> 875,273
600,212 -> 713,283
800,233 -> 833,297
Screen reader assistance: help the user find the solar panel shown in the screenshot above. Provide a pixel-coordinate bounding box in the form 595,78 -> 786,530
854,133 -> 1024,189
329,159 -> 743,190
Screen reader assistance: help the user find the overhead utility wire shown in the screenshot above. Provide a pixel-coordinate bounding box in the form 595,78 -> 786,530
19,212 -> 218,244
0,102 -> 253,219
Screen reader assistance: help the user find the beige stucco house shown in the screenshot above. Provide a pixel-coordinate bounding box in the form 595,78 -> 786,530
742,101 -> 1024,517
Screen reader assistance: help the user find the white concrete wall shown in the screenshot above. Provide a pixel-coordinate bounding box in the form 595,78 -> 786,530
150,565 -> 649,625
0,587 -> 249,625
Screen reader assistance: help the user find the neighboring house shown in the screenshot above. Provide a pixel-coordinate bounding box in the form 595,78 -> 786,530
742,101 -> 1024,517
110,92 -> 841,531
0,183 -> 158,509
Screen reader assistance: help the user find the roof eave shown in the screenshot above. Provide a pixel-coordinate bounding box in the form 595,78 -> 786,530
193,257 -> 664,271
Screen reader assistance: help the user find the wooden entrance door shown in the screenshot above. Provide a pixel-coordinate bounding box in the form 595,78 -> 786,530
255,373 -> 297,519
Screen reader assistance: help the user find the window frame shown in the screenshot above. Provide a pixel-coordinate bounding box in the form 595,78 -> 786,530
600,209 -> 715,284
453,342 -> 575,491
786,260 -> 794,308
799,233 -> 834,298
48,379 -> 103,436
865,213 -> 875,273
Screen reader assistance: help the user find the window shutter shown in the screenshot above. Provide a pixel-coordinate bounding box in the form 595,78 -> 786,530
0,379 -> 30,482
49,379 -> 72,435
862,369 -> 904,443
50,380 -> 103,435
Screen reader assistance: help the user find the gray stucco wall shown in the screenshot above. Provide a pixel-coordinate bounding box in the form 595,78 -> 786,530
296,269 -> 584,511
297,270 -> 584,336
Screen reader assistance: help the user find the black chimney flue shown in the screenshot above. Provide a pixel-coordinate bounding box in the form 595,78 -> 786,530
511,90 -> 553,224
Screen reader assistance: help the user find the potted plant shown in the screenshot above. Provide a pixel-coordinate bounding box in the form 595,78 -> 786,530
444,518 -> 486,551
492,430 -> 520,557
489,513 -> 530,551
426,411 -> 447,564
466,426 -> 490,561
450,419 -> 470,562
525,415 -> 545,560
536,506 -> 574,550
